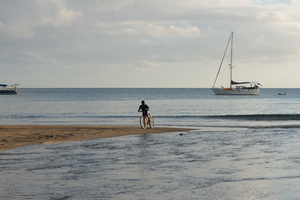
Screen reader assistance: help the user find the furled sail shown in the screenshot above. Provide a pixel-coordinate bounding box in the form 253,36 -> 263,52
231,80 -> 251,85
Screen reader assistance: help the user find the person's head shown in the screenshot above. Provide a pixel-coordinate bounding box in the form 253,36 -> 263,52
141,100 -> 145,105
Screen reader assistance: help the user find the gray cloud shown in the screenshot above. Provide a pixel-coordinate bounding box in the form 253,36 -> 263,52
0,0 -> 300,87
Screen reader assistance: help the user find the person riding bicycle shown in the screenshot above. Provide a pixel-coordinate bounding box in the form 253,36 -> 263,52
138,100 -> 150,122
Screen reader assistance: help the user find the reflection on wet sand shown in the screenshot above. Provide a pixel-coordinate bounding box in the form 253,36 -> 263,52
1,128 -> 300,199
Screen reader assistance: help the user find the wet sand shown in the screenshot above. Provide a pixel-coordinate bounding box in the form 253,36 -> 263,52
0,125 -> 192,151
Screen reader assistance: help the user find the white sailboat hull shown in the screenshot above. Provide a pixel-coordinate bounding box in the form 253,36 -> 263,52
212,88 -> 260,95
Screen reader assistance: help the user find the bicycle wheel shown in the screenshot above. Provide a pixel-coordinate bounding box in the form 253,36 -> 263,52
140,116 -> 147,129
148,115 -> 154,129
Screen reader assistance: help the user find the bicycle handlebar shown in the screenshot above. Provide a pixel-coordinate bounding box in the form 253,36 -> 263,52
138,110 -> 150,115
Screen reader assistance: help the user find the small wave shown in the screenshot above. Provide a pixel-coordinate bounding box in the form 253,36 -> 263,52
147,114 -> 300,121
250,125 -> 300,129
1,114 -> 47,119
3,114 -> 299,122
73,114 -> 300,121
205,114 -> 300,121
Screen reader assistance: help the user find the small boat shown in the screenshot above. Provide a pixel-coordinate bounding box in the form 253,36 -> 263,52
278,92 -> 287,95
0,84 -> 18,95
212,32 -> 261,95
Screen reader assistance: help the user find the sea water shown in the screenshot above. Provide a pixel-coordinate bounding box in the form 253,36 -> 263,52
1,88 -> 300,199
1,88 -> 300,127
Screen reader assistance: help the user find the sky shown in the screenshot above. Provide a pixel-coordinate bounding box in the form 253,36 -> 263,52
1,0 -> 300,88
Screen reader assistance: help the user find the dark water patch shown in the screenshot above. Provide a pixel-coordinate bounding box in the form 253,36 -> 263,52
250,125 -> 300,129
224,175 -> 300,183
206,114 -> 300,121
66,113 -> 300,124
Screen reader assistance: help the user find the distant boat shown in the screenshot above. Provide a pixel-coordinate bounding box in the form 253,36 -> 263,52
212,32 -> 261,95
278,92 -> 287,95
0,84 -> 18,95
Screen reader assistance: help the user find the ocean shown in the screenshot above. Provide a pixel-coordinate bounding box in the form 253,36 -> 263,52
1,88 -> 300,199
1,88 -> 300,127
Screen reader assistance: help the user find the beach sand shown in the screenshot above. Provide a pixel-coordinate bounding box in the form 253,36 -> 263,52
0,125 -> 192,151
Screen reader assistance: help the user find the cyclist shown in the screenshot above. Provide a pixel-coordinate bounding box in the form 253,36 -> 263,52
138,100 -> 150,122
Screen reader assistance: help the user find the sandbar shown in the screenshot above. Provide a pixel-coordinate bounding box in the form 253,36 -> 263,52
0,125 -> 193,151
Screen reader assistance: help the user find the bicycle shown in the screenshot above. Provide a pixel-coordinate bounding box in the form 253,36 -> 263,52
138,111 -> 154,129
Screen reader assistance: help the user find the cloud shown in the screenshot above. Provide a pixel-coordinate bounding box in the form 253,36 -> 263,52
142,59 -> 158,68
1,0 -> 300,87
0,0 -> 82,39
96,20 -> 201,38
144,23 -> 201,38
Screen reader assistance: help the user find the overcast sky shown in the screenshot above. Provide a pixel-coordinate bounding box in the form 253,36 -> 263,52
1,0 -> 300,88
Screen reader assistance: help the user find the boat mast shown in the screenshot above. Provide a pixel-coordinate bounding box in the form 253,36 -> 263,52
212,32 -> 232,88
230,31 -> 233,88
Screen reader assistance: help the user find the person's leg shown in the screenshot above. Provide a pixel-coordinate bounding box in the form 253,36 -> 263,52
146,111 -> 150,122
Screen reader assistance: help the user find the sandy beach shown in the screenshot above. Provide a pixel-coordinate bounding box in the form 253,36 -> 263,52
0,125 -> 192,151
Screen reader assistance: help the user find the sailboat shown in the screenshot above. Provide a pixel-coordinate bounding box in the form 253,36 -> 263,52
212,32 -> 261,95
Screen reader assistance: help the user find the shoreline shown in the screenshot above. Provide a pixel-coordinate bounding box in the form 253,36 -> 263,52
0,125 -> 193,151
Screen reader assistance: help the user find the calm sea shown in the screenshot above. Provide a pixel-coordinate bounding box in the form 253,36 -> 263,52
1,88 -> 300,199
1,88 -> 300,128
